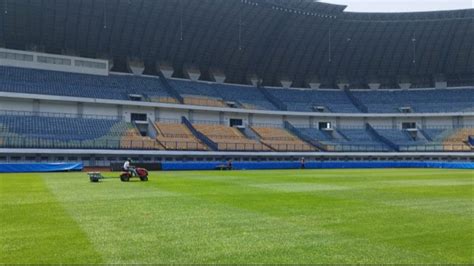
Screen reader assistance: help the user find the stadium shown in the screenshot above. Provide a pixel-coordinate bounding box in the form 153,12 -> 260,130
0,0 -> 473,264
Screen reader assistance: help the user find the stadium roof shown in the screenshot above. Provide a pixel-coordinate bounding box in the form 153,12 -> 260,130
1,0 -> 473,86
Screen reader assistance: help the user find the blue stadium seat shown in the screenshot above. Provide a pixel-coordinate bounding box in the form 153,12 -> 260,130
266,88 -> 360,113
0,66 -> 172,101
352,89 -> 474,113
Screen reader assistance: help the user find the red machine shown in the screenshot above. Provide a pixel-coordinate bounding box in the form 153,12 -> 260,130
120,167 -> 148,182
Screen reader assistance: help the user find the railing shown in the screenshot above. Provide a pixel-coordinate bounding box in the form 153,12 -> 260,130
216,142 -> 269,151
0,136 -> 152,150
157,71 -> 184,103
326,144 -> 390,152
181,116 -> 218,150
190,119 -> 221,125
207,135 -> 245,140
156,118 -> 181,124
251,123 -> 284,128
0,135 -> 472,152
182,97 -> 226,107
344,88 -> 368,113
0,109 -> 121,120
257,86 -> 288,111
160,133 -> 194,138
366,123 -> 399,151
264,143 -> 314,152
398,144 -> 473,152
284,121 -> 328,151
148,96 -> 180,104
158,140 -> 208,151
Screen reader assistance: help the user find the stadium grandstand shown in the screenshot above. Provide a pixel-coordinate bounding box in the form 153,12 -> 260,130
0,0 -> 472,166
1,1 -> 474,265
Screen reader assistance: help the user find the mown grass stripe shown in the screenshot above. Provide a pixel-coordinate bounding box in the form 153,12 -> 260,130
0,174 -> 103,264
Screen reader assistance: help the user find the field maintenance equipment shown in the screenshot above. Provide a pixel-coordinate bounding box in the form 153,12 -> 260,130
120,167 -> 149,182
88,172 -> 104,182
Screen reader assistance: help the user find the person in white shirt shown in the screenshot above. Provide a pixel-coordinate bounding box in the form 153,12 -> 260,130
123,159 -> 136,176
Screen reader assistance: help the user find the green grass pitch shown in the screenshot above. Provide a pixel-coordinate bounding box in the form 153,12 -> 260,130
1,169 -> 472,264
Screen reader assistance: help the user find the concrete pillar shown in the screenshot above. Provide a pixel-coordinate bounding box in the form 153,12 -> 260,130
368,83 -> 381,90
399,83 -> 411,90
309,83 -> 321,89
159,63 -> 174,79
248,113 -> 254,126
33,99 -> 40,114
117,105 -> 124,120
77,103 -> 84,118
421,117 -> 427,129
186,64 -> 201,81
435,81 -> 447,89
219,112 -> 225,125
250,78 -> 259,87
154,108 -> 160,122
214,74 -> 226,84
337,83 -> 349,90
188,110 -> 194,123
281,80 -> 292,88
130,60 -> 145,75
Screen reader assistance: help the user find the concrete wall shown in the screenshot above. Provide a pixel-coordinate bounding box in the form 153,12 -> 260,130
287,116 -> 310,127
39,101 -> 77,114
158,108 -> 188,122
0,98 -> 471,130
252,114 -> 283,127
82,103 -> 120,118
0,98 -> 34,112
337,117 -> 365,128
0,48 -> 108,76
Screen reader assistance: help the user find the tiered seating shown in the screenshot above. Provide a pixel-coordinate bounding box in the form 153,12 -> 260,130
294,127 -> 388,151
169,79 -> 277,110
352,89 -> 474,113
0,66 -> 176,103
183,96 -> 226,107
194,124 -> 270,151
120,128 -> 163,150
376,129 -> 428,144
251,127 -> 314,151
213,84 -> 278,110
443,128 -> 474,151
336,128 -> 388,150
155,122 -> 207,150
266,88 -> 359,113
2,66 -> 473,114
0,113 -> 161,149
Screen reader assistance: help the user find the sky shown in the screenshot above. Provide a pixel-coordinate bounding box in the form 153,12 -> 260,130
318,0 -> 473,13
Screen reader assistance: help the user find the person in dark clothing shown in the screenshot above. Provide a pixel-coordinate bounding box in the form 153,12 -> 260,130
227,159 -> 233,170
300,157 -> 305,169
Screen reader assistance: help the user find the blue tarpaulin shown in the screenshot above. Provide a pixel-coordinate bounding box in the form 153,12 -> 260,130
162,161 -> 474,171
0,163 -> 84,173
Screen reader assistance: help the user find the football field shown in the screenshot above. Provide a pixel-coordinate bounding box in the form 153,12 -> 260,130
1,169 -> 472,264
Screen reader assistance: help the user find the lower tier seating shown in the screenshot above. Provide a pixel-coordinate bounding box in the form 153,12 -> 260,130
120,128 -> 163,150
194,124 -> 270,151
295,127 -> 389,151
182,96 -> 227,108
0,113 -> 161,149
251,127 -> 315,151
443,128 -> 474,151
155,122 -> 208,150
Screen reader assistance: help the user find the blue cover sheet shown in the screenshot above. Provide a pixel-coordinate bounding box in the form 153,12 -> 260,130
0,163 -> 84,173
162,161 -> 474,171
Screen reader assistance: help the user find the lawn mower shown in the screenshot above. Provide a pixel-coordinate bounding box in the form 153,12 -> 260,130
120,167 -> 149,182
